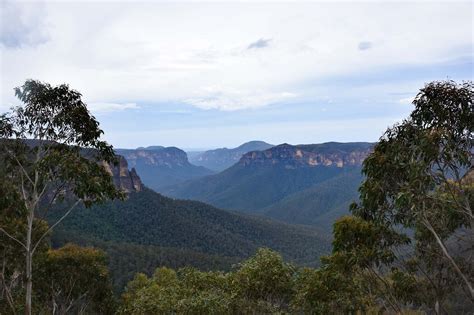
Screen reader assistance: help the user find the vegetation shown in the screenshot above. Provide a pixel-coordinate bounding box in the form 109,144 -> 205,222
1,80 -> 471,314
119,80 -> 473,314
50,188 -> 331,289
326,80 -> 474,313
262,168 -> 363,231
164,160 -> 360,213
0,80 -> 121,313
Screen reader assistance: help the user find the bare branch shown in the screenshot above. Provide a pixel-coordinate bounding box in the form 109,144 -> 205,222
32,199 -> 81,255
0,228 -> 26,250
423,217 -> 474,300
5,147 -> 34,186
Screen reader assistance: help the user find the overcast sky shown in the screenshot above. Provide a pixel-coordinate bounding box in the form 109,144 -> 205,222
1,0 -> 472,149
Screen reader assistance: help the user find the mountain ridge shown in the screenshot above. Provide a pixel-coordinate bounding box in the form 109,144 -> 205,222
188,140 -> 274,171
163,142 -> 372,228
116,147 -> 214,191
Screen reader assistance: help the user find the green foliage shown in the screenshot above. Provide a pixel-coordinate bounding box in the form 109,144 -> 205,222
263,169 -> 364,230
0,79 -> 122,314
120,248 -> 299,314
291,266 -> 372,314
331,80 -> 474,312
231,248 -> 295,307
50,188 -> 331,291
35,244 -> 116,314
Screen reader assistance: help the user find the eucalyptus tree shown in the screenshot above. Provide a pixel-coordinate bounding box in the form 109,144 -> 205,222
0,80 -> 122,314
348,81 -> 473,311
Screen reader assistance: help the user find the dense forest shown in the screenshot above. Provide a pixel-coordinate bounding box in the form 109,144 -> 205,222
1,79 -> 473,314
50,188 -> 331,290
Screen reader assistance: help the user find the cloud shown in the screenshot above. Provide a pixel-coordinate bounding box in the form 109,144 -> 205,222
185,87 -> 296,111
247,38 -> 272,49
358,41 -> 372,51
87,102 -> 139,113
0,1 -> 49,48
398,97 -> 413,105
0,2 -> 472,112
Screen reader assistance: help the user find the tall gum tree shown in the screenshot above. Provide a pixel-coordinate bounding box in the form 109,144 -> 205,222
350,81 -> 473,310
0,80 -> 123,315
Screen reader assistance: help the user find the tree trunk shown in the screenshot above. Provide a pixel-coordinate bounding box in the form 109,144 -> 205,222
25,213 -> 33,315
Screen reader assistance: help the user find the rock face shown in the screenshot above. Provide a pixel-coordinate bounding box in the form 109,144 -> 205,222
239,142 -> 372,169
115,147 -> 214,191
117,147 -> 189,169
102,156 -> 144,193
163,142 -> 374,215
188,141 -> 274,171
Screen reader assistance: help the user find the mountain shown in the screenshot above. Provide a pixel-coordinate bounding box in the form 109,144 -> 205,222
51,188 -> 331,290
163,142 -> 372,227
116,146 -> 214,191
188,140 -> 274,171
262,169 -> 364,232
101,155 -> 144,193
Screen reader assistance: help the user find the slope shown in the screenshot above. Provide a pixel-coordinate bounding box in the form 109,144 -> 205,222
116,147 -> 214,191
262,169 -> 364,231
52,188 -> 331,266
164,142 -> 371,215
188,140 -> 273,171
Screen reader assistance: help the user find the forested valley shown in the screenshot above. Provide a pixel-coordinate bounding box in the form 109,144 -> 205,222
1,79 -> 473,314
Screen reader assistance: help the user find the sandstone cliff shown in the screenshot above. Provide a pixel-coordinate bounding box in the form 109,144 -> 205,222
102,156 -> 144,193
239,142 -> 372,169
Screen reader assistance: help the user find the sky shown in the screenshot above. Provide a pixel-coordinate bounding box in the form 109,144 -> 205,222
1,0 -> 472,150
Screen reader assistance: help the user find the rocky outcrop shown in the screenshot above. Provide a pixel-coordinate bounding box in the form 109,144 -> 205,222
102,156 -> 144,193
116,147 -> 190,169
114,147 -> 214,191
239,143 -> 372,169
188,141 -> 274,171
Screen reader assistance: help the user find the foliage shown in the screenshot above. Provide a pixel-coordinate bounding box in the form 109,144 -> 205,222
35,244 -> 116,314
50,187 -> 331,291
0,79 -> 122,313
332,80 -> 474,312
263,169 -> 364,230
120,248 -> 299,314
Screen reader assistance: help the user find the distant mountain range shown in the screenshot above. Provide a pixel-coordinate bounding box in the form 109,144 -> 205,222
116,146 -> 214,190
48,140 -> 372,290
163,142 -> 373,231
188,141 -> 274,171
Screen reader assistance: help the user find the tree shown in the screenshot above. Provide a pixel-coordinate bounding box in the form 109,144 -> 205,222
119,248 -> 297,314
0,80 -> 122,314
36,244 -> 115,314
349,80 -> 473,311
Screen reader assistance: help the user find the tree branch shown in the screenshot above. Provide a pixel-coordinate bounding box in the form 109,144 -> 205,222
32,199 -> 81,255
423,217 -> 474,300
5,148 -> 34,186
0,228 -> 26,250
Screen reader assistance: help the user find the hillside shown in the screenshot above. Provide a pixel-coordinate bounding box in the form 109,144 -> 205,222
188,140 -> 274,171
262,169 -> 364,232
116,146 -> 214,190
164,143 -> 371,223
51,188 -> 331,289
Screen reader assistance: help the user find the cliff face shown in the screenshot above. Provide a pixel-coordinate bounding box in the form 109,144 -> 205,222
188,141 -> 274,171
102,156 -> 144,193
239,143 -> 372,169
116,147 -> 190,169
114,147 -> 214,191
